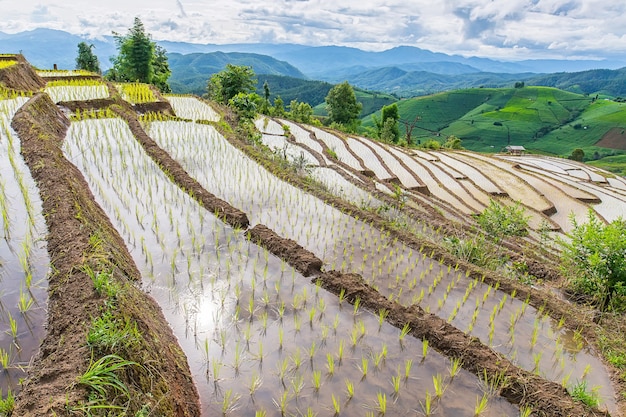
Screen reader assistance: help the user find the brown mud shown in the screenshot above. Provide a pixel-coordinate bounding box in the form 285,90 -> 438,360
247,224 -> 323,276
11,93 -> 200,416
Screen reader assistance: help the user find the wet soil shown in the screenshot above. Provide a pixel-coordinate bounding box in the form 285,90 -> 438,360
247,223 -> 323,276
11,93 -> 200,415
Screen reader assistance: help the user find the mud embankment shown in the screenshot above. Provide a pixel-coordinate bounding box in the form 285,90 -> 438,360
0,54 -> 45,92
11,93 -> 200,416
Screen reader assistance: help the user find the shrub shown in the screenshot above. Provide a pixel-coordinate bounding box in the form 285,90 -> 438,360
560,211 -> 626,311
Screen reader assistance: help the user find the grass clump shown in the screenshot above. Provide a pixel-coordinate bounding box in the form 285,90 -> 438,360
568,380 -> 601,408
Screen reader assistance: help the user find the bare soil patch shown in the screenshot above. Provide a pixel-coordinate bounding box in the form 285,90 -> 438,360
596,128 -> 626,150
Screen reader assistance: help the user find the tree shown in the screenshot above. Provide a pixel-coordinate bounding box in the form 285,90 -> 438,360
273,96 -> 285,117
560,211 -> 626,311
443,135 -> 463,149
229,92 -> 260,120
289,100 -> 314,123
107,17 -> 171,92
325,81 -> 362,128
207,64 -> 257,104
152,45 -> 171,93
400,114 -> 421,146
259,80 -> 271,114
570,148 -> 585,162
374,103 -> 400,142
75,42 -> 101,73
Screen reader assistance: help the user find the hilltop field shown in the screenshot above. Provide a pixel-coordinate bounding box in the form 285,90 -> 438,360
1,55 -> 626,417
362,86 -> 626,174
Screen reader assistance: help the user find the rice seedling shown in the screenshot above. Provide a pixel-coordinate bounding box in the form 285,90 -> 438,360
331,393 -> 341,415
221,389 -> 241,415
568,380 -> 601,408
8,313 -> 18,340
326,353 -> 335,376
0,348 -> 9,370
474,393 -> 489,416
312,370 -> 322,391
432,373 -> 446,398
359,356 -> 369,379
422,339 -> 429,360
345,378 -> 354,399
399,322 -> 411,343
404,359 -> 413,380
391,373 -> 401,396
273,390 -> 289,416
448,357 -> 462,380
247,372 -> 263,397
375,392 -> 387,415
419,390 -> 434,416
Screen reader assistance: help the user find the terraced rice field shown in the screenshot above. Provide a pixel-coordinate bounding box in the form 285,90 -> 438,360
3,72 -> 626,416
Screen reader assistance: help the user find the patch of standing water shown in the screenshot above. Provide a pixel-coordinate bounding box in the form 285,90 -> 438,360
64,118 -> 519,416
147,120 -> 617,413
0,98 -> 49,398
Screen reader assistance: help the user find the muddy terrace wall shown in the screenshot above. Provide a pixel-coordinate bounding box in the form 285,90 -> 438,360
11,92 -> 201,416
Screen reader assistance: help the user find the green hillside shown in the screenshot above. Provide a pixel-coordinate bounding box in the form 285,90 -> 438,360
361,86 -> 626,172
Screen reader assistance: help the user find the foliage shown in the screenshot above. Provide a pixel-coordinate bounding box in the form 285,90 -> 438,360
568,380 -> 601,408
88,310 -> 142,354
560,210 -> 626,311
443,135 -> 463,149
107,17 -> 171,92
76,354 -> 138,404
325,81 -> 362,128
289,100 -> 315,124
380,117 -> 398,143
229,92 -> 260,121
476,199 -> 529,242
207,64 -> 257,104
0,389 -> 14,415
444,234 -> 505,270
75,42 -> 101,73
273,96 -> 285,117
420,139 -> 441,150
374,103 -> 400,142
570,148 -> 585,161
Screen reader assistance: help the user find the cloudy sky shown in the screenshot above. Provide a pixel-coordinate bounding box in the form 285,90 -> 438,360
1,0 -> 625,61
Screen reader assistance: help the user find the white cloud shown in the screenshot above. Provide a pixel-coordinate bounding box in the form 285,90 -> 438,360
0,0 -> 624,60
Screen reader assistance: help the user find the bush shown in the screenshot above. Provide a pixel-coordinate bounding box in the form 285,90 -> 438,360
476,199 -> 529,242
560,211 -> 626,311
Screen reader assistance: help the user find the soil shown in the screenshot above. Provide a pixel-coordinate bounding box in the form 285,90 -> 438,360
0,55 -> 45,92
247,224 -> 323,276
596,128 -> 626,150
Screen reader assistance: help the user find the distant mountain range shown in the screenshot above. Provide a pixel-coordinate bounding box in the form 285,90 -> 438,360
2,28 -> 626,98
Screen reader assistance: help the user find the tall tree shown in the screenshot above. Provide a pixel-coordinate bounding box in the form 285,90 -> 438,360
75,42 -> 101,73
107,17 -> 171,92
325,81 -> 362,128
207,64 -> 257,104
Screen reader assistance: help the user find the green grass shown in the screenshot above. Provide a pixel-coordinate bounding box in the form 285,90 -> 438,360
568,380 -> 601,408
76,354 -> 138,409
360,86 -> 626,165
588,154 -> 626,176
